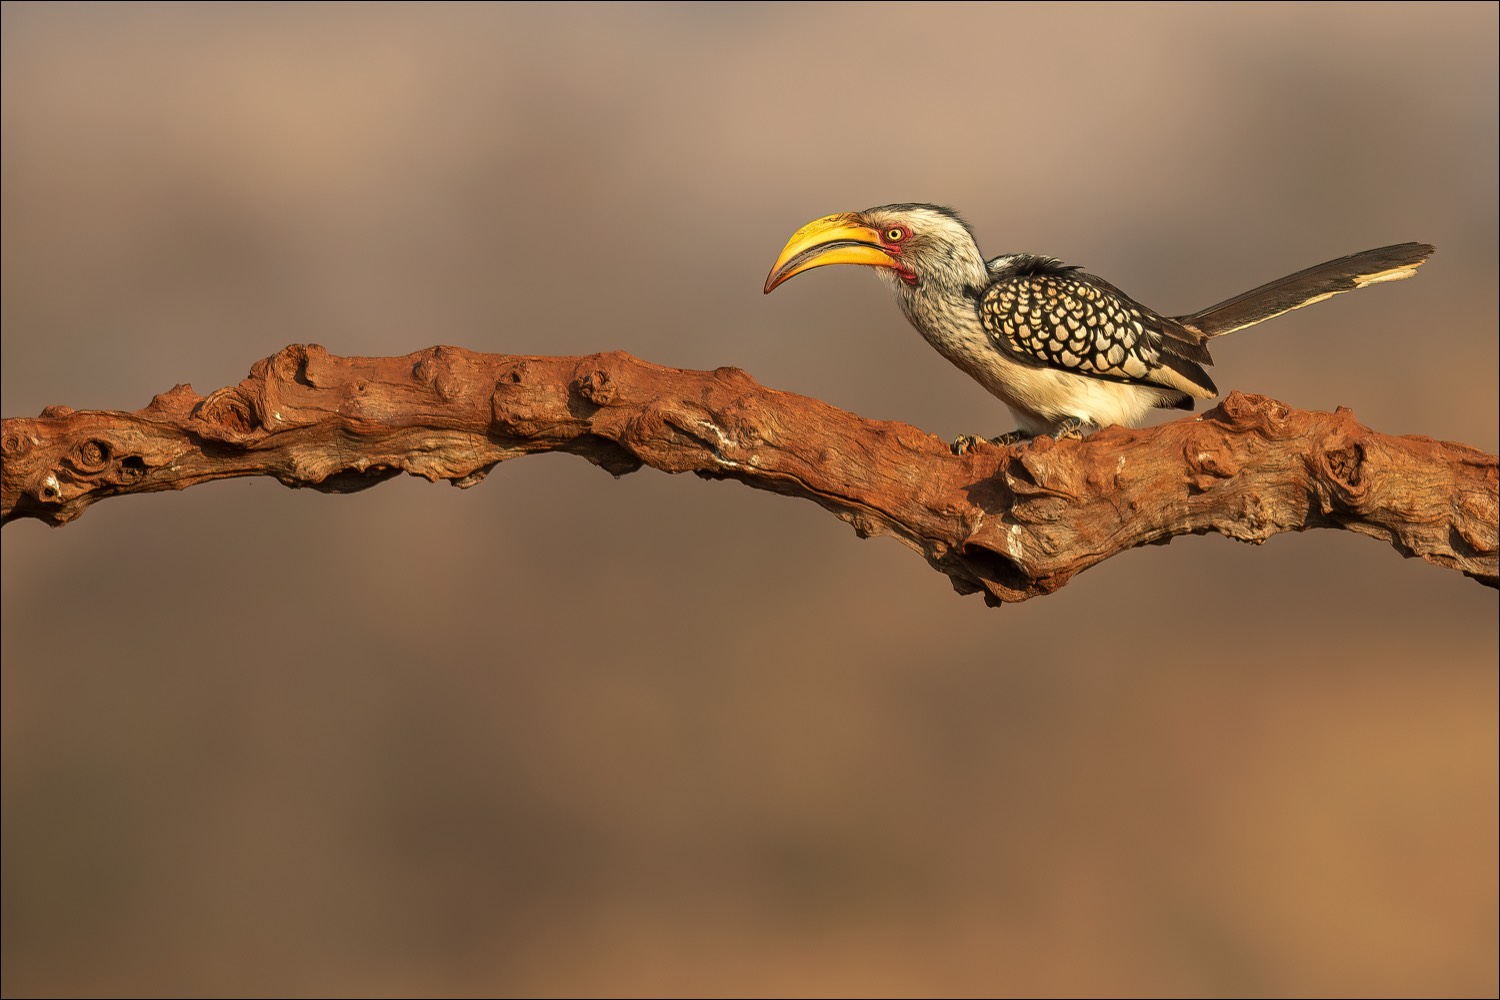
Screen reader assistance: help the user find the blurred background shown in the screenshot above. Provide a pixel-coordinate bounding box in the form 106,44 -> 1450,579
2,3 -> 1495,996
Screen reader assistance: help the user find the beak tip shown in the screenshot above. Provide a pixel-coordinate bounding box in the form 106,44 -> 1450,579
762,213 -> 888,297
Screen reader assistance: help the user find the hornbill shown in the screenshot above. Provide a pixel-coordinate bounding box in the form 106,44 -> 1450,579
763,204 -> 1433,447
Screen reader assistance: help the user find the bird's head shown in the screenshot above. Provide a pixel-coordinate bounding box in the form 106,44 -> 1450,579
763,203 -> 985,295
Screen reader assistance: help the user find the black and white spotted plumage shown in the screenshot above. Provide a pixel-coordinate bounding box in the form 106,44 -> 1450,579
764,203 -> 1434,438
978,254 -> 1217,408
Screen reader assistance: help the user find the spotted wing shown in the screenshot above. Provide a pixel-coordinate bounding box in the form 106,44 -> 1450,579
978,260 -> 1217,398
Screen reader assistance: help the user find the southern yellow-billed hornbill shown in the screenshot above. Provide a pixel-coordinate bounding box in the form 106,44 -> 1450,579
763,204 -> 1433,447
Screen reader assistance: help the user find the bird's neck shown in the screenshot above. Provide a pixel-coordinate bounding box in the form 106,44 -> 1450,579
878,246 -> 989,342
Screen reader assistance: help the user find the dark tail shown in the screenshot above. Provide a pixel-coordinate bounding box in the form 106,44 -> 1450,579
1177,242 -> 1435,338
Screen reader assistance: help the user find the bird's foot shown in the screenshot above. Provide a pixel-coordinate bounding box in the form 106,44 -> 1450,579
1051,418 -> 1088,440
951,421 -> 1092,454
951,430 -> 1034,455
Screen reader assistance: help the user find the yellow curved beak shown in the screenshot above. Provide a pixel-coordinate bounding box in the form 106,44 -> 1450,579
763,213 -> 897,293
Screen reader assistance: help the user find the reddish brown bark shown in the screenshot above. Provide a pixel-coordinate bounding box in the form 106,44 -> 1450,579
2,345 -> 1495,603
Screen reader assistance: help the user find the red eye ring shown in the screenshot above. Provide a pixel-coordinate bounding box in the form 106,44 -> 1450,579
884,226 -> 908,243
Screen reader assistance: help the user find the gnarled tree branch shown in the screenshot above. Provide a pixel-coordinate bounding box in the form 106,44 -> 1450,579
2,344 -> 1495,603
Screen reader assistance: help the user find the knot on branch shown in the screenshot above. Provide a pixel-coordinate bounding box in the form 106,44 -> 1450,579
195,386 -> 261,439
411,345 -> 472,402
0,415 -> 157,524
571,366 -> 619,408
190,343 -> 323,442
1183,444 -> 1242,494
1319,441 -> 1369,505
1207,391 -> 1294,439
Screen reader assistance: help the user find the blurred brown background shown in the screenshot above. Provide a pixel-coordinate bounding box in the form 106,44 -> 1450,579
2,3 -> 1496,996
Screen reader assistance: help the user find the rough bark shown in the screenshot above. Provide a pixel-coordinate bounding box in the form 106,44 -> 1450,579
2,344 -> 1495,604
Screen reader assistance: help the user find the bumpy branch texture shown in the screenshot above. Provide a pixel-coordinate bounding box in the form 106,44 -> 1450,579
3,345 -> 1495,603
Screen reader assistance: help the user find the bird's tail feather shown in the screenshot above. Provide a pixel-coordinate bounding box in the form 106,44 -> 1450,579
1177,242 -> 1435,338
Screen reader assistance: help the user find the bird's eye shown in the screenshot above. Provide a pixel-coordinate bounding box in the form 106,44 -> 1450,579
885,227 -> 907,243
